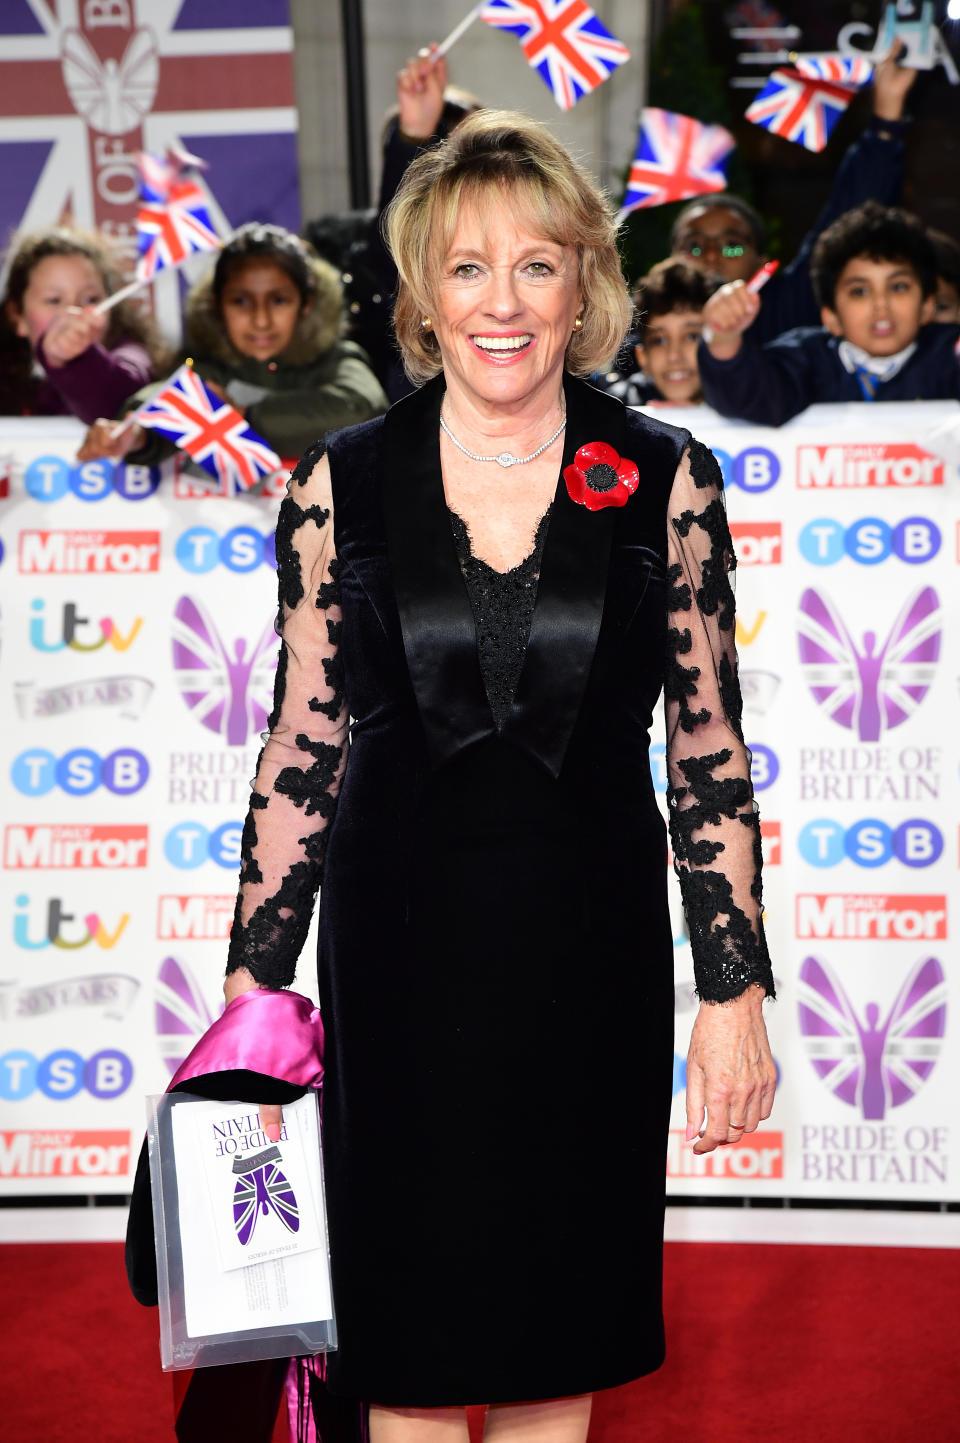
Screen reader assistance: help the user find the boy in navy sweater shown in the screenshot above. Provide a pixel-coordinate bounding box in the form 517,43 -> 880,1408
603,260 -> 715,407
698,202 -> 960,426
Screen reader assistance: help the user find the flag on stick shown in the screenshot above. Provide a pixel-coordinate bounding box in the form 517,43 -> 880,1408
744,66 -> 865,152
136,366 -> 281,495
481,0 -> 630,111
136,149 -> 222,282
620,109 -> 735,215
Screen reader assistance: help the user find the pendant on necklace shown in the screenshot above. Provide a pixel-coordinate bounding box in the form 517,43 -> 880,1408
496,453 -> 518,468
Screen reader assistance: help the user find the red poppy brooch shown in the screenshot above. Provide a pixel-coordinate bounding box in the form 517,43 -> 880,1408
564,442 -> 639,511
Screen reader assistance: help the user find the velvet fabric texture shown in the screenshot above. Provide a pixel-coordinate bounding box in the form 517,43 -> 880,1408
317,376 -> 689,1405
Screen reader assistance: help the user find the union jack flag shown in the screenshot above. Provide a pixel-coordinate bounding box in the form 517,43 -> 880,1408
481,0 -> 630,111
744,67 -> 860,152
136,152 -> 222,283
621,109 -> 735,214
793,54 -> 874,86
136,365 -> 281,495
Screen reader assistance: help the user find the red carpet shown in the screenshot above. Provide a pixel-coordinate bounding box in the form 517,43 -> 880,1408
2,1239 -> 958,1442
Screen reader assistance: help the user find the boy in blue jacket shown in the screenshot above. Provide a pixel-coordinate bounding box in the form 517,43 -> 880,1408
698,202 -> 960,426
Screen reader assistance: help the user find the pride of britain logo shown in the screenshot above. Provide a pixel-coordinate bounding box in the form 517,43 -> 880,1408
797,586 -> 940,741
798,954 -> 945,1120
171,596 -> 279,746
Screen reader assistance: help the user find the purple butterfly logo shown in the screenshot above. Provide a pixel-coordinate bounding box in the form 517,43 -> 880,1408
798,954 -> 946,1120
172,595 -> 279,746
232,1145 -> 300,1246
797,585 -> 940,741
154,955 -> 220,1077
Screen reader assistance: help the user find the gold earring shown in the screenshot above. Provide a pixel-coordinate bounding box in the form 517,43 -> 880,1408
421,316 -> 432,331
573,314 -> 583,331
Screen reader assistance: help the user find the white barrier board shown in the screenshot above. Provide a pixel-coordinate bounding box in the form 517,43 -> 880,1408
1,404 -> 958,1202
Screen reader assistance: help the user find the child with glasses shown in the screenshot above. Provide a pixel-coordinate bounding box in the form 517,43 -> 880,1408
671,41 -> 918,344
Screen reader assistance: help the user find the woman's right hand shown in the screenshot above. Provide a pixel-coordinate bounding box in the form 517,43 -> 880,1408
76,416 -> 145,462
224,968 -> 284,1142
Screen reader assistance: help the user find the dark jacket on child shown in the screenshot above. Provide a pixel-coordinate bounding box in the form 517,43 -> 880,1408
699,321 -> 960,427
749,114 -> 908,344
123,254 -> 388,466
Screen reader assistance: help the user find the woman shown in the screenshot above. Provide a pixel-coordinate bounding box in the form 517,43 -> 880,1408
223,111 -> 776,1441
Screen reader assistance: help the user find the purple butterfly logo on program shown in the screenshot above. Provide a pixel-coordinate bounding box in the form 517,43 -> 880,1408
172,595 -> 279,746
232,1147 -> 300,1247
797,585 -> 940,741
798,954 -> 946,1120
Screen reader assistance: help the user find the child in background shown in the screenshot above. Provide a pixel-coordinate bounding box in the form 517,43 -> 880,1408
604,260 -> 714,407
928,229 -> 960,323
79,223 -> 388,465
698,202 -> 960,426
0,228 -> 162,420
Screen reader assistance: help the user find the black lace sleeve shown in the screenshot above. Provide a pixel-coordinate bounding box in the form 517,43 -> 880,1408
225,441 -> 349,989
665,439 -> 775,1004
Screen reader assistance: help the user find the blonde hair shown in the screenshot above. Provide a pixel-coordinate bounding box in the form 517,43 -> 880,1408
385,110 -> 631,386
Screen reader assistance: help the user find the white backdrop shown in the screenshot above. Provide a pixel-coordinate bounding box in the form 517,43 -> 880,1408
1,404 -> 957,1204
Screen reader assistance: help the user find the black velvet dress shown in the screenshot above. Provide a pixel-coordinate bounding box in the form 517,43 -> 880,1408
226,375 -> 773,1406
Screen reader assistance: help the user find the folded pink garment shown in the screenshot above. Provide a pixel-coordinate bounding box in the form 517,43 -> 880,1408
168,987 -> 325,1093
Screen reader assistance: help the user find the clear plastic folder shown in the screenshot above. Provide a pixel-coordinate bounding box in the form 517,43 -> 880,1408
146,1089 -> 337,1370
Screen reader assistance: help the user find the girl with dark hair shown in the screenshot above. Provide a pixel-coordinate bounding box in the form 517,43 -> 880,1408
0,227 -> 164,419
78,222 -> 387,465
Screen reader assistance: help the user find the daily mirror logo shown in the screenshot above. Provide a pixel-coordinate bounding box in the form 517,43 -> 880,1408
3,824 -> 149,870
796,443 -> 943,489
18,529 -> 160,574
0,1129 -> 131,1179
666,1130 -> 783,1180
729,521 -> 782,565
795,894 -> 947,941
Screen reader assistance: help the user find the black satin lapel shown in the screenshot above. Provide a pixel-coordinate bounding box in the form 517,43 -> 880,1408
381,377 -> 494,767
503,377 -> 624,777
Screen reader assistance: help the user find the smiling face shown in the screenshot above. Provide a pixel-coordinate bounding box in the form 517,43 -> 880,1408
432,193 -> 582,415
636,309 -> 703,403
10,253 -> 106,348
218,258 -> 308,361
673,204 -> 762,284
821,255 -> 935,355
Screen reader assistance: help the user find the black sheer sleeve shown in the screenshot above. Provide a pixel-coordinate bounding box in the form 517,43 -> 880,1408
225,442 -> 349,989
665,440 -> 775,1004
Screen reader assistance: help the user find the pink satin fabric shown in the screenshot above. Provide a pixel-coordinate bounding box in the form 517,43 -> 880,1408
168,988 -> 325,1093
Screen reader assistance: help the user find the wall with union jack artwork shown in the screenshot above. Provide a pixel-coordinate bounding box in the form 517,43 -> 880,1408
0,1 -> 299,343
0,402 -> 958,1211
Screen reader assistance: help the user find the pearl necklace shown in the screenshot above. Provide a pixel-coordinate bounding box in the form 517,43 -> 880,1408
439,409 -> 566,468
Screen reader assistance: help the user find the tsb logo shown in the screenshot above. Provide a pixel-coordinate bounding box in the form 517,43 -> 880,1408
711,446 -> 780,493
729,521 -> 781,565
798,817 -> 943,868
11,748 -> 149,797
0,1049 -> 133,1100
175,526 -> 275,573
748,743 -> 779,791
24,455 -> 161,502
799,517 -> 940,566
164,821 -> 242,869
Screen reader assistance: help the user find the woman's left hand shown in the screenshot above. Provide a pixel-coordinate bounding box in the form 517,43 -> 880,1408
685,985 -> 776,1154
